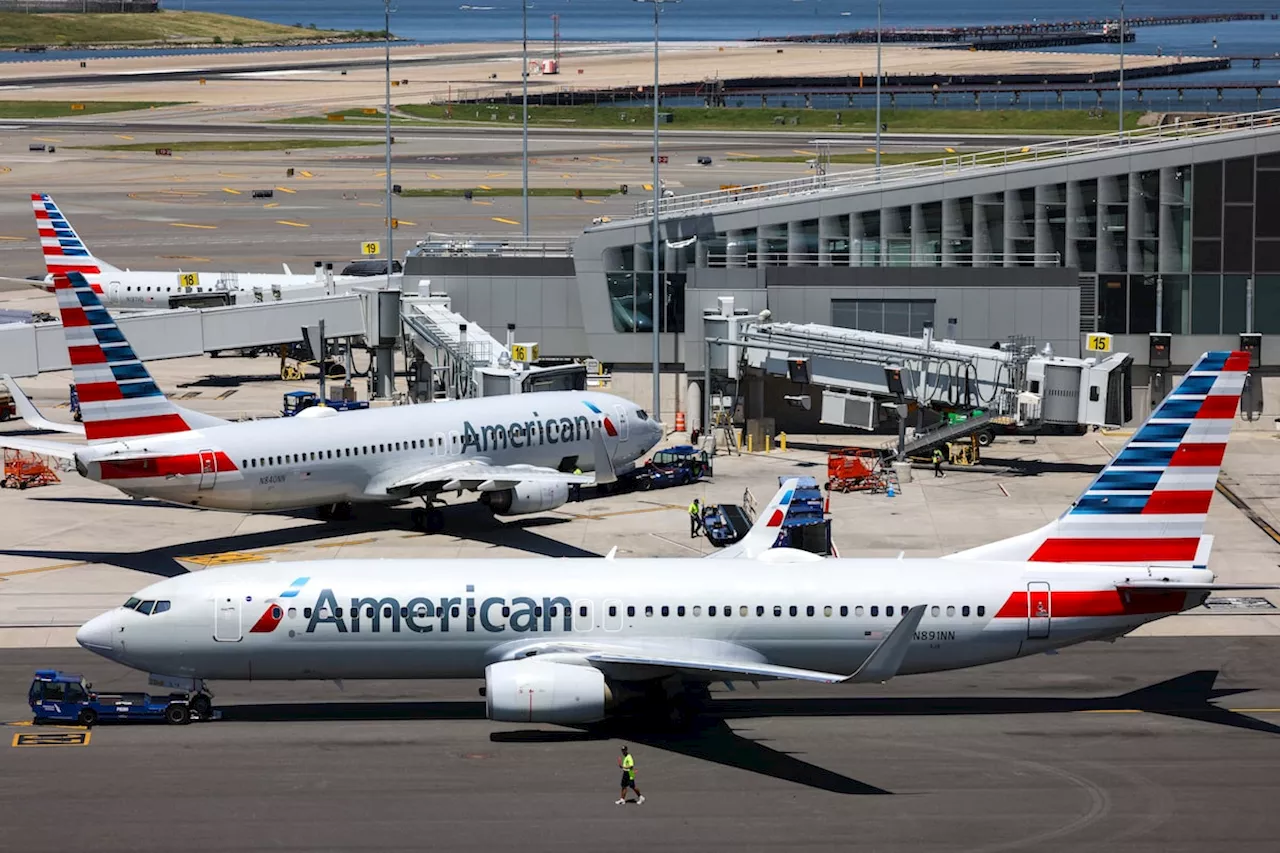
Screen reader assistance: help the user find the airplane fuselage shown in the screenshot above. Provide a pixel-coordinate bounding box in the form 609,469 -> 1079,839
74,391 -> 659,511
78,559 -> 1212,682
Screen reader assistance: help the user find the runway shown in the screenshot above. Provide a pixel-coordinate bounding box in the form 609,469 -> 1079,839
2,638 -> 1279,851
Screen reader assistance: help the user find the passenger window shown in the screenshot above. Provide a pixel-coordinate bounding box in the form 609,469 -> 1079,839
773,606 -> 782,617
823,606 -> 832,617
692,606 -> 702,616
400,607 -> 408,618
870,606 -> 879,617
384,606 -> 394,618
645,606 -> 654,617
840,606 -> 848,617
789,606 -> 797,617
886,606 -> 895,617
304,607 -> 312,618
739,606 -> 748,617
962,605 -> 971,617
709,606 -> 717,617
502,606 -> 511,617
946,606 -> 955,617
138,600 -> 156,615
723,606 -> 731,617
931,606 -> 940,617
609,606 -> 617,617
660,606 -> 669,617
756,606 -> 764,617
806,605 -> 815,617
153,601 -> 171,614
977,606 -> 986,617
335,608 -> 344,617
288,607 -> 297,619
365,606 -> 375,617
677,606 -> 685,617
414,604 -> 428,617
469,606 -> 478,617
855,605 -> 864,616
626,606 -> 635,617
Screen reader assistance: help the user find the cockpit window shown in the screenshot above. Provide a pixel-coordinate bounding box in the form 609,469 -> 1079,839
153,601 -> 171,614
138,600 -> 156,615
123,597 -> 140,610
635,409 -> 649,421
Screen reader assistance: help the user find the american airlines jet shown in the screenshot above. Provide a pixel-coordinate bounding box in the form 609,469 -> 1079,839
75,351 -> 1271,724
1,270 -> 661,529
15,194 -> 400,310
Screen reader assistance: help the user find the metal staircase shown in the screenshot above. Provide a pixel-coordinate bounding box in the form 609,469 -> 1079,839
898,412 -> 996,460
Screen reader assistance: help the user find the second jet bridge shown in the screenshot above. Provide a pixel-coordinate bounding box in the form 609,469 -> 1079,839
705,304 -> 1132,440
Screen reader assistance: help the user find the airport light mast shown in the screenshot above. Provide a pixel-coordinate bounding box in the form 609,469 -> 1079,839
522,0 -> 530,236
384,0 -> 395,325
875,0 -> 882,174
635,0 -> 679,423
1118,0 -> 1125,135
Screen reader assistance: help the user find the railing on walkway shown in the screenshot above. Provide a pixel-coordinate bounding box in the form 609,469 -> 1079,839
409,234 -> 575,258
703,250 -> 1062,267
633,108 -> 1280,218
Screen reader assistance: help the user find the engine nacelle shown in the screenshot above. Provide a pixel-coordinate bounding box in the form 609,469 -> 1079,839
480,481 -> 569,516
485,659 -> 609,723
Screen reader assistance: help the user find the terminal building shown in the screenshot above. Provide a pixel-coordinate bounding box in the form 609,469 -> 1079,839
407,111 -> 1280,423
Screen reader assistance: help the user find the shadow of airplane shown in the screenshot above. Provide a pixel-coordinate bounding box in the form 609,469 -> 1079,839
205,670 -> 1277,795
2,500 -> 597,576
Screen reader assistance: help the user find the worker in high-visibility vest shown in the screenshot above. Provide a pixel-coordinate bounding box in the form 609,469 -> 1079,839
689,498 -> 702,539
932,447 -> 946,479
616,746 -> 645,805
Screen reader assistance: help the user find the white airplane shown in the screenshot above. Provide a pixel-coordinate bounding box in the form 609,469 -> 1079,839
1,270 -> 661,529
15,193 -> 401,310
75,351 -> 1273,724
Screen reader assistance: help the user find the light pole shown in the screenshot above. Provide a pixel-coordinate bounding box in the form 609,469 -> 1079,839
1118,0 -> 1125,135
385,0 -> 395,297
521,0 -> 530,236
635,0 -> 678,422
875,0 -> 882,174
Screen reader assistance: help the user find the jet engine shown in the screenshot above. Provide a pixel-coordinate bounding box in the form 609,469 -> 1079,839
484,659 -> 609,723
479,481 -> 569,516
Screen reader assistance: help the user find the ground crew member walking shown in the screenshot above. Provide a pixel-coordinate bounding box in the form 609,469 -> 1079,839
932,447 -> 946,478
616,746 -> 645,805
689,498 -> 702,538
570,467 -> 583,501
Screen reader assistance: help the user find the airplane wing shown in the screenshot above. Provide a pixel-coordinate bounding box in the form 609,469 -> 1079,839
0,275 -> 52,293
706,477 -> 800,560
0,435 -> 77,460
513,606 -> 927,686
3,374 -> 85,437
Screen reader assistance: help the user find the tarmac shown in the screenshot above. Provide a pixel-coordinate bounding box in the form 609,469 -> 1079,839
1,639 -> 1279,850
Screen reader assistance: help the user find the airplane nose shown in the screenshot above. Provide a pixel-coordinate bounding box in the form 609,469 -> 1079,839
76,612 -> 115,656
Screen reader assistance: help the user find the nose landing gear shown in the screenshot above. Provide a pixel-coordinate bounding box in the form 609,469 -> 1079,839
410,502 -> 445,533
316,502 -> 353,522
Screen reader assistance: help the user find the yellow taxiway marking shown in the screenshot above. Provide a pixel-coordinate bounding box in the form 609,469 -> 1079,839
589,155 -> 622,163
396,219 -> 417,226
726,151 -> 758,157
314,538 -> 377,549
581,198 -> 603,204
32,137 -> 61,143
477,184 -> 492,190
598,142 -> 630,148
0,166 -> 10,174
13,731 -> 90,748
159,254 -> 211,262
218,171 -> 247,178
491,216 -> 520,225
472,199 -> 493,206
115,134 -> 134,140
263,202 -> 280,209
865,147 -> 879,154
274,186 -> 296,194
0,561 -> 88,578
162,189 -> 207,196
945,147 -> 957,153
221,187 -> 241,195
642,183 -> 653,191
427,173 -> 443,180
486,172 -> 508,178
169,222 -> 217,229
0,235 -> 26,241
276,220 -> 310,228
178,548 -> 290,566
560,173 -> 573,178
793,149 -> 816,156
299,170 -> 314,178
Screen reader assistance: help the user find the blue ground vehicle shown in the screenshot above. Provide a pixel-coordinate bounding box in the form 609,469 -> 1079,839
623,445 -> 712,491
281,390 -> 370,417
29,670 -> 197,727
772,476 -> 835,556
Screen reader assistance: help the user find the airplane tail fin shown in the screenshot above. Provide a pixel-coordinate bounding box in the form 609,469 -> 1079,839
946,351 -> 1248,567
55,270 -> 225,442
707,477 -> 798,560
31,193 -> 120,296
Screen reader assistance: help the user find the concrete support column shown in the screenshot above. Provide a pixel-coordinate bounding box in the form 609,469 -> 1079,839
1034,183 -> 1054,265
726,229 -> 747,268
849,211 -> 866,267
1128,170 -> 1145,274
1097,175 -> 1122,273
1002,189 -> 1019,268
910,203 -> 926,264
633,242 -> 652,273
1065,180 -> 1083,269
787,220 -> 806,265
818,215 -> 844,267
941,197 -> 965,267
695,233 -> 710,269
759,223 -> 785,266
1158,166 -> 1185,273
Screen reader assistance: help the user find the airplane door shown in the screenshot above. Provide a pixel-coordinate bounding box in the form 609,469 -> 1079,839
603,598 -> 623,631
1027,582 -> 1050,639
214,595 -> 242,642
613,405 -> 629,440
198,449 -> 217,490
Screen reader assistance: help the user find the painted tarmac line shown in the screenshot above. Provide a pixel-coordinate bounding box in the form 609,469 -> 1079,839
169,223 -> 217,229
491,217 -> 520,225
0,562 -> 88,578
276,220 -> 310,228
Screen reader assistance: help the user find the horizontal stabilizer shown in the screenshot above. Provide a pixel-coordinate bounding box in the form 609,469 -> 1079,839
0,435 -> 77,460
3,374 -> 85,436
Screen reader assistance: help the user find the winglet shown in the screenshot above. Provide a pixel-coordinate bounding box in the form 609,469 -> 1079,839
2,374 -> 85,437
844,604 -> 927,684
591,425 -> 617,486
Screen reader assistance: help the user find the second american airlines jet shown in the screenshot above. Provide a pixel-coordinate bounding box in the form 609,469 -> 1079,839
75,352 -> 1272,724
1,270 -> 661,529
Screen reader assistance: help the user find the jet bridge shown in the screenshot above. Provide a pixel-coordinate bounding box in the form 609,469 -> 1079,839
702,298 -> 1132,444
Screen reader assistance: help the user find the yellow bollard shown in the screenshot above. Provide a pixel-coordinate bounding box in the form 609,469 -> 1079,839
747,433 -> 754,453
778,431 -> 787,452
765,435 -> 772,453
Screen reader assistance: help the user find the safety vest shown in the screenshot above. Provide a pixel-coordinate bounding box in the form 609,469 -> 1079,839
689,501 -> 700,516
622,754 -> 635,778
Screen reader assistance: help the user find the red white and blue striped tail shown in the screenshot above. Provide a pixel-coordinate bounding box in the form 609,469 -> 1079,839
32,192 -> 118,296
948,351 -> 1248,567
56,270 -> 192,442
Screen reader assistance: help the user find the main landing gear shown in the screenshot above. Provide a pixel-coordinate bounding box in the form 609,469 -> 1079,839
316,502 -> 353,522
410,501 -> 445,533
189,691 -> 213,719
